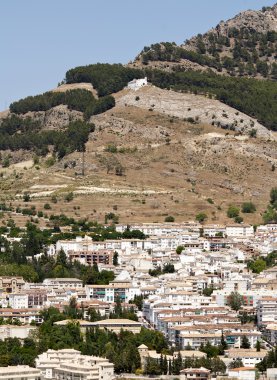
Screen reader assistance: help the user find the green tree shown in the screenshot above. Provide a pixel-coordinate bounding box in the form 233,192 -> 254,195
229,358 -> 244,369
172,352 -> 182,375
176,245 -> 184,255
211,357 -> 226,376
218,331 -> 228,355
202,287 -> 214,297
248,259 -> 266,274
144,357 -> 161,375
56,248 -> 67,267
113,251 -> 119,266
130,295 -> 144,311
200,341 -> 219,358
227,291 -> 244,311
241,335 -> 250,349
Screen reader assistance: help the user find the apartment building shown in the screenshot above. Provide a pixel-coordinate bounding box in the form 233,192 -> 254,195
225,224 -> 254,238
0,308 -> 43,324
257,297 -> 277,326
85,276 -> 140,303
36,349 -> 114,380
0,366 -> 40,380
115,222 -> 201,236
68,250 -> 113,266
43,278 -> 83,289
8,293 -> 28,309
168,323 -> 260,349
203,224 -> 226,237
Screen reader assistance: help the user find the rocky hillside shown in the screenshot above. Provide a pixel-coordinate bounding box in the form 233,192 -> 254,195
0,90 -> 276,226
134,3 -> 277,79
116,86 -> 272,138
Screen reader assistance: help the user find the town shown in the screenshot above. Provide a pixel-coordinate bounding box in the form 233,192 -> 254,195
0,219 -> 275,380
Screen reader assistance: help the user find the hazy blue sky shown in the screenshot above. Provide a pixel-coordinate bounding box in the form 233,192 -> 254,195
1,0 -> 276,110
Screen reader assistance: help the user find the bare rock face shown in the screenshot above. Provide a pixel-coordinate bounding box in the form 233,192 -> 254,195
92,114 -> 170,141
117,86 -> 273,139
23,105 -> 83,130
213,4 -> 277,35
184,4 -> 277,49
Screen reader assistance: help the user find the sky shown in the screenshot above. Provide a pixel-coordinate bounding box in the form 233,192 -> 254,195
1,0 -> 276,111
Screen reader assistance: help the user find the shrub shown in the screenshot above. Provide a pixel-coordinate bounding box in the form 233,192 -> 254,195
164,216 -> 175,222
105,144 -> 117,153
248,129 -> 257,138
23,193 -> 31,202
45,157 -> 55,167
235,216 -> 243,223
270,187 -> 277,208
2,156 -> 10,168
186,117 -> 195,124
242,202 -> 256,213
227,205 -> 240,218
44,203 -> 51,210
196,213 -> 208,222
64,192 -> 74,202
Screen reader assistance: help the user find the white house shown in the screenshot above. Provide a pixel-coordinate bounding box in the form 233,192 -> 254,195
127,77 -> 147,90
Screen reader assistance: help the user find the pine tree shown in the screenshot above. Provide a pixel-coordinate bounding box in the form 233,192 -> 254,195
219,331 -> 228,354
241,335 -> 250,349
172,352 -> 182,374
159,354 -> 164,374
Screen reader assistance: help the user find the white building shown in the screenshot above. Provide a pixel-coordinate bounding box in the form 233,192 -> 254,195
257,297 -> 277,326
0,366 -> 40,380
264,323 -> 277,345
43,278 -> 83,289
228,367 -> 256,380
127,77 -> 147,90
36,349 -> 114,380
0,325 -> 37,341
226,349 -> 267,367
8,293 -> 28,309
226,224 -> 254,238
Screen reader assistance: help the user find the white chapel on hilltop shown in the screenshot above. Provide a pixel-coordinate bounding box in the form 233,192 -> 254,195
127,77 -> 148,90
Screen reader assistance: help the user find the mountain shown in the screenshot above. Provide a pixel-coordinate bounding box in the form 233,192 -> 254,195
0,5 -> 276,226
133,3 -> 277,80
